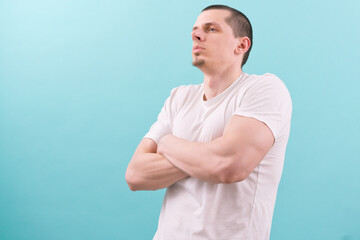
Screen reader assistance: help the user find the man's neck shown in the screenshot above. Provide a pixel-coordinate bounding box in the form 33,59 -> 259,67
202,66 -> 243,101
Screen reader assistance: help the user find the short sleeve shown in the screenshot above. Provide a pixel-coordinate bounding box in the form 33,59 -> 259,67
233,75 -> 292,141
144,88 -> 177,144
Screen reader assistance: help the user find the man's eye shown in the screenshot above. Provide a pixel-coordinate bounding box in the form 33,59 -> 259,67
208,28 -> 216,32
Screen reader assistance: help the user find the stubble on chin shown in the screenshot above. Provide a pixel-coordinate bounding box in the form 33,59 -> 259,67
192,59 -> 205,67
192,53 -> 205,67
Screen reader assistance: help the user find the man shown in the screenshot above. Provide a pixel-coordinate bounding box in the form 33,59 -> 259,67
126,4 -> 292,240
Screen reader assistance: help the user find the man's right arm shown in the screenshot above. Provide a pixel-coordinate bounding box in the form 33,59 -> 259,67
125,138 -> 188,191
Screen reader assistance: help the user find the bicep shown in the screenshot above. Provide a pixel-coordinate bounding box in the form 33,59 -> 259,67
221,115 -> 274,180
134,138 -> 158,155
223,115 -> 274,150
128,138 -> 158,173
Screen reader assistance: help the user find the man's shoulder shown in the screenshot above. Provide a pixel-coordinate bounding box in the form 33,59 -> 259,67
245,72 -> 282,83
169,83 -> 202,98
244,72 -> 290,93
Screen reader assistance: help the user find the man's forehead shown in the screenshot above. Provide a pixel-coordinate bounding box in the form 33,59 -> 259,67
193,9 -> 231,27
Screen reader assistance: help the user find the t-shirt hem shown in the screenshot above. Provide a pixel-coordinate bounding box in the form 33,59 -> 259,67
143,134 -> 160,145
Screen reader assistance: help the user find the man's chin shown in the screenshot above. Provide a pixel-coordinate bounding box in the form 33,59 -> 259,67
192,59 -> 205,67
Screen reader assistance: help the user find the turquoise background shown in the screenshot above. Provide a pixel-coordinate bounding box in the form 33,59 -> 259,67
1,0 -> 359,239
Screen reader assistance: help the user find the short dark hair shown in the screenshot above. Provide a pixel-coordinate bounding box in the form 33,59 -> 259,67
202,5 -> 253,68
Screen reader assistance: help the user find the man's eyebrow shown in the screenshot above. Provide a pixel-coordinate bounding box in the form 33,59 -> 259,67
192,22 -> 221,31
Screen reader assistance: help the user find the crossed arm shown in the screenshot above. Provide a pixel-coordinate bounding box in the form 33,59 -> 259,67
125,115 -> 274,191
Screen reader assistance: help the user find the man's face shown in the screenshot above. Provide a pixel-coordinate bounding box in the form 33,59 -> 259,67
191,9 -> 238,69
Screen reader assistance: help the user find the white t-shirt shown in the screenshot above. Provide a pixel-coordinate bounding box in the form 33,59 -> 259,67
144,72 -> 292,240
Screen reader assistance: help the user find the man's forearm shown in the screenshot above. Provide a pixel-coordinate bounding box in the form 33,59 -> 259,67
157,135 -> 228,183
157,116 -> 275,184
126,152 -> 188,191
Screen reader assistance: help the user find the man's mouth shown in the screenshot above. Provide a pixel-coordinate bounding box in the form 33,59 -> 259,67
192,45 -> 205,53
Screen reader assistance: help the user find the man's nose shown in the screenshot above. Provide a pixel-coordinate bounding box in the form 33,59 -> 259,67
192,29 -> 204,42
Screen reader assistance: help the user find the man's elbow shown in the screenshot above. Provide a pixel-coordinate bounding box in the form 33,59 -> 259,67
125,169 -> 140,191
214,156 -> 250,184
217,170 -> 249,184
126,169 -> 160,191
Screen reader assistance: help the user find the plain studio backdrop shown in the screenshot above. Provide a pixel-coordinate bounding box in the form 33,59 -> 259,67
0,0 -> 359,239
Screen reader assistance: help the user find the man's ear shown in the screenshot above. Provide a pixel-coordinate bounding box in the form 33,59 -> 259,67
234,37 -> 251,55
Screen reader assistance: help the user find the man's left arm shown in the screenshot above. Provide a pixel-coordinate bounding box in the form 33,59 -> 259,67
157,115 -> 274,184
